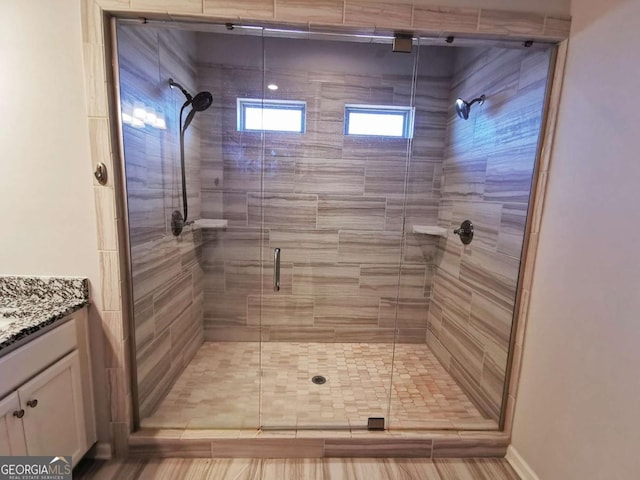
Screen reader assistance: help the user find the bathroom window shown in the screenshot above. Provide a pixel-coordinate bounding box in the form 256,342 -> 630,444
344,104 -> 414,138
237,98 -> 306,133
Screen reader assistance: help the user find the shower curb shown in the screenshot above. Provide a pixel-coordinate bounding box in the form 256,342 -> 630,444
128,428 -> 509,458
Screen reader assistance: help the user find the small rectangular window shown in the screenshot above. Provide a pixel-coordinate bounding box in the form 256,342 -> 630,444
344,104 -> 414,138
237,98 -> 306,133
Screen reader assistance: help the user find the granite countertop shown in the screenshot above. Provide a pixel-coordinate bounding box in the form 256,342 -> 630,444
0,276 -> 90,356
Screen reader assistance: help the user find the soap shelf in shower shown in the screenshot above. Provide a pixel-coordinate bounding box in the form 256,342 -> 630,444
412,225 -> 447,236
193,219 -> 228,229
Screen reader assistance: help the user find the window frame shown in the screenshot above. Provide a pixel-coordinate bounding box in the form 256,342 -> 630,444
344,104 -> 415,139
237,98 -> 307,133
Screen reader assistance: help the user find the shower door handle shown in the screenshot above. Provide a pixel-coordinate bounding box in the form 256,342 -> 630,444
273,248 -> 281,292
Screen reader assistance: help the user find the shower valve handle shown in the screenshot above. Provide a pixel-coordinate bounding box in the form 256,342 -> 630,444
454,220 -> 474,245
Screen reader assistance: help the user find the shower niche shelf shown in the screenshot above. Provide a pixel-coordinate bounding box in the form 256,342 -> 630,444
412,225 -> 447,236
193,219 -> 228,229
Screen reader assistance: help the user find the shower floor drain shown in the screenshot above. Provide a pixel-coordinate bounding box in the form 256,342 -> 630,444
311,375 -> 327,385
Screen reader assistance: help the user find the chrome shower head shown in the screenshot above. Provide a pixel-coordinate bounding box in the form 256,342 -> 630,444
455,95 -> 485,120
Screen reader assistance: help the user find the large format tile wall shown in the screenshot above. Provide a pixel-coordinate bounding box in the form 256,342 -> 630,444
426,47 -> 551,421
117,24 -> 205,419
196,36 -> 452,343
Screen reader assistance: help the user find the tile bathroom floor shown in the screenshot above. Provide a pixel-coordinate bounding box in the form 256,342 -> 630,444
141,342 -> 496,430
74,457 -> 520,480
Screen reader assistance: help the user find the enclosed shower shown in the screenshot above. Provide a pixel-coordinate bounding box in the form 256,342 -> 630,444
115,20 -> 552,432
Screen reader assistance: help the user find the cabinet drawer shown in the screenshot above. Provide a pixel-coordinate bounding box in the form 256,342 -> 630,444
0,319 -> 77,398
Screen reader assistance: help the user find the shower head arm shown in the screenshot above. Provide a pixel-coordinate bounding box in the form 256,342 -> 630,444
468,95 -> 486,107
169,78 -> 193,105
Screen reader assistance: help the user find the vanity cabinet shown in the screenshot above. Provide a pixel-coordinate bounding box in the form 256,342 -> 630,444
0,307 -> 95,466
0,392 -> 27,455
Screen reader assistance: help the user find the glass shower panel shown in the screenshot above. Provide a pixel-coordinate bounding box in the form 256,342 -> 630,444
388,43 -> 552,430
117,21 -> 268,429
258,35 -> 418,429
193,31 -> 266,428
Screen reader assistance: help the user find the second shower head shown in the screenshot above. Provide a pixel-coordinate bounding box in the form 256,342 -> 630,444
455,95 -> 485,120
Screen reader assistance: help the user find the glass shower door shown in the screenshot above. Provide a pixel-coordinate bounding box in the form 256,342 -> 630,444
258,34 -> 418,429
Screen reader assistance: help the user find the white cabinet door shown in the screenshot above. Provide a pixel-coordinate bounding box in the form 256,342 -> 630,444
18,350 -> 87,466
0,391 -> 27,455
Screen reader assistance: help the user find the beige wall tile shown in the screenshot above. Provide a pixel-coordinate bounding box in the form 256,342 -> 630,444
324,438 -> 432,457
275,0 -> 343,24
248,193 -> 318,228
478,9 -> 545,36
204,228 -> 268,262
293,264 -> 360,296
204,0 -> 275,20
96,0 -> 130,8
314,296 -> 379,326
459,247 -> 519,311
413,7 -> 479,33
379,297 -> 429,329
99,251 -> 122,310
469,292 -> 510,370
332,327 -> 394,342
432,437 -> 508,458
204,326 -> 261,342
95,187 -> 118,250
437,236 -> 462,278
106,367 -> 129,423
338,231 -> 402,264
131,0 -> 202,13
154,273 -> 193,332
497,203 -> 527,257
440,311 -> 484,379
110,422 -> 130,457
265,326 -> 335,342
317,196 -> 385,231
344,0 -> 412,28
210,438 -> 324,457
544,16 -> 572,39
295,159 -> 365,196
83,43 -> 108,117
269,229 -> 338,264
103,310 -> 127,368
129,438 -> 212,457
359,264 -> 426,298
204,294 -> 248,326
426,334 -> 451,370
248,295 -> 315,325
81,0 -> 104,45
481,354 -> 506,411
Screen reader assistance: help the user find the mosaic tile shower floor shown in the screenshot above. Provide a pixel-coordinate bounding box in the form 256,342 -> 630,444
141,342 -> 496,430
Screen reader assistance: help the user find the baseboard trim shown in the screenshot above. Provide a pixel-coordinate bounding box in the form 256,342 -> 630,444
92,442 -> 113,460
506,445 -> 540,480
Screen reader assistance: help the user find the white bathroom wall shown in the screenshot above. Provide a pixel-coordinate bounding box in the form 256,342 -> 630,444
0,0 -> 109,449
0,1 -> 98,280
512,0 -> 640,478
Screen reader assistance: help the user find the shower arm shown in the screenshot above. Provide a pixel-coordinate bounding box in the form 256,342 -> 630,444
468,95 -> 486,107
